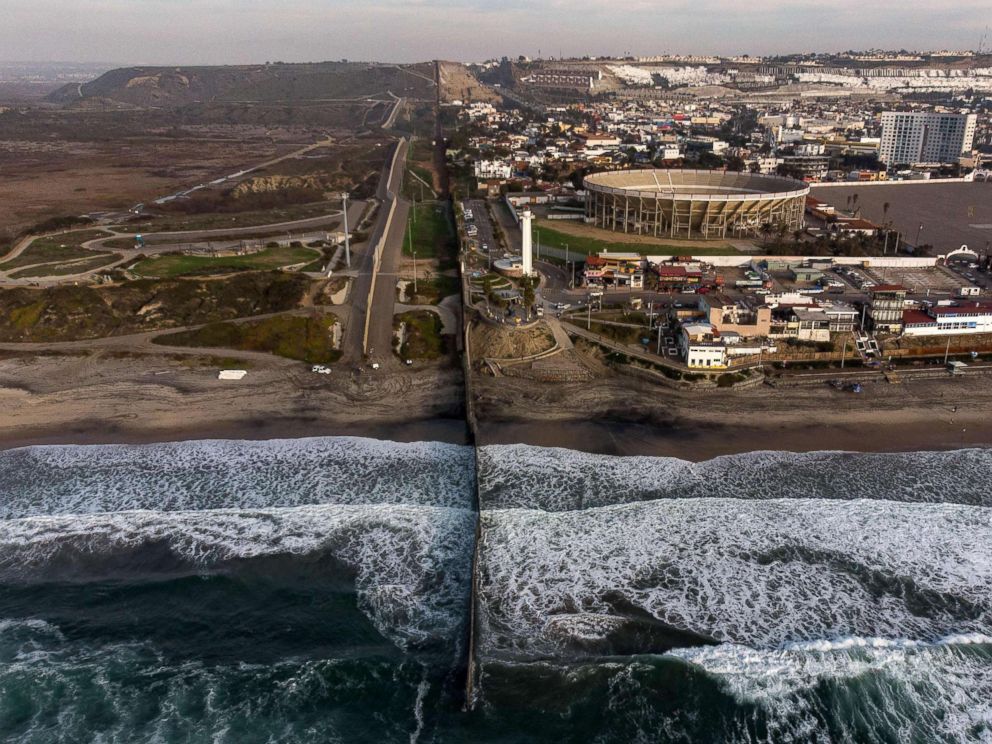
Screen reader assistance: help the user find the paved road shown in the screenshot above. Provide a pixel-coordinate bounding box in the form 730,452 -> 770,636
0,201 -> 367,287
114,205 -> 360,243
464,199 -> 499,268
340,137 -> 409,363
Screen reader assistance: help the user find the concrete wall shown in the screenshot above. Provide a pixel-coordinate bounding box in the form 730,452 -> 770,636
647,254 -> 940,269
811,176 -> 974,189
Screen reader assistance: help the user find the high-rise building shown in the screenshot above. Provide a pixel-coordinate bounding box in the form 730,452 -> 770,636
879,112 -> 977,165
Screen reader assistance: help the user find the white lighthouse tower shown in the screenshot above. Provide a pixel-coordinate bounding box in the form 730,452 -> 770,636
521,209 -> 535,277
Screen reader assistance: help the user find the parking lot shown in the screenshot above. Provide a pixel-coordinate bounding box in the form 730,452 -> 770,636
863,265 -> 971,294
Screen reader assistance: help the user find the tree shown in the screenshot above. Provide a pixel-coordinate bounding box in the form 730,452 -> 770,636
760,222 -> 774,246
521,276 -> 536,308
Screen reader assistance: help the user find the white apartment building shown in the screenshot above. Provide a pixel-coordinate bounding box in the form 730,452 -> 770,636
474,160 -> 513,180
879,112 -> 977,165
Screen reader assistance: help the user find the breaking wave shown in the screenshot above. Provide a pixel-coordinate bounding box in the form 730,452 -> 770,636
0,504 -> 475,649
478,445 -> 992,511
477,498 -> 992,658
475,635 -> 992,743
0,437 -> 475,518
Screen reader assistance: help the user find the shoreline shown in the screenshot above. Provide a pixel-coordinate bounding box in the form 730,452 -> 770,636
0,416 -> 471,451
477,417 -> 992,459
3,350 -> 992,460
3,410 -> 989,461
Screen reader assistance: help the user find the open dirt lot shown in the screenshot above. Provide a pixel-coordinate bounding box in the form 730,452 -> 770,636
812,182 -> 992,254
0,136 -> 285,242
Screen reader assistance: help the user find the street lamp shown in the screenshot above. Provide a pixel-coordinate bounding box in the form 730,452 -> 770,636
341,193 -> 351,269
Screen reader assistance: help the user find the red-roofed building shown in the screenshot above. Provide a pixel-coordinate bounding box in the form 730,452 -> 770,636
903,301 -> 992,337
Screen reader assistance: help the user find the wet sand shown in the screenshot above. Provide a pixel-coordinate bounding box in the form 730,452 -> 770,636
478,418 -> 992,460
473,373 -> 992,459
1,416 -> 470,451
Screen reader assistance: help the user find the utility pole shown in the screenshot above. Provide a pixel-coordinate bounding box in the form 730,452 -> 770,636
841,333 -> 849,369
413,250 -> 418,295
656,323 -> 663,355
342,193 -> 351,269
587,297 -> 592,330
944,336 -> 952,365
407,216 -> 414,267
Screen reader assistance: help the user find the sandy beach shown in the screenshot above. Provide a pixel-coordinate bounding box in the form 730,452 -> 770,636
0,352 -> 468,450
2,350 -> 991,458
473,374 -> 992,459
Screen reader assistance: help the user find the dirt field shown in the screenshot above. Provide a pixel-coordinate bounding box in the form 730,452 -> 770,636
811,182 -> 992,254
0,105 -> 384,246
0,137 -> 284,242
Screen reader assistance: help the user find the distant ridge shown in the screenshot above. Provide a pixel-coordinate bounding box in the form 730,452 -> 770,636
46,61 -> 438,108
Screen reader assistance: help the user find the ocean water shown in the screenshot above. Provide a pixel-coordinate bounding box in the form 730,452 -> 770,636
1,438 -> 991,742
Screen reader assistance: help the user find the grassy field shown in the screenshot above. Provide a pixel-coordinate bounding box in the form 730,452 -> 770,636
0,272 -> 309,342
587,321 -> 651,345
131,245 -> 320,278
153,313 -> 340,364
395,310 -> 445,360
533,222 -> 740,257
9,253 -> 122,279
403,203 -> 456,261
0,230 -> 111,270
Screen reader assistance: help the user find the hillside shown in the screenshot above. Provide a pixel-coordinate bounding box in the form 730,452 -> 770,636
47,61 -> 437,108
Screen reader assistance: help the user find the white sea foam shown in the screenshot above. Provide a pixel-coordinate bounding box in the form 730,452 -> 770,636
477,498 -> 992,657
0,504 -> 476,649
0,437 -> 475,518
668,635 -> 992,742
478,445 -> 992,511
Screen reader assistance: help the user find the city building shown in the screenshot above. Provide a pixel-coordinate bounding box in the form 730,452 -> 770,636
902,302 -> 992,336
679,322 -> 729,369
583,252 -> 645,289
868,284 -> 909,333
474,160 -> 513,180
700,294 -> 772,338
879,112 -> 977,165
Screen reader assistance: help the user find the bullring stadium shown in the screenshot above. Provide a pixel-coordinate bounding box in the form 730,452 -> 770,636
583,169 -> 810,240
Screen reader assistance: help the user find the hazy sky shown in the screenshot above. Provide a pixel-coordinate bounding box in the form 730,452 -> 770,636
2,0 -> 988,65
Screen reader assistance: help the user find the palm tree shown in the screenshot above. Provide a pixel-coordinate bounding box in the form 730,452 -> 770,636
759,222 -> 774,246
